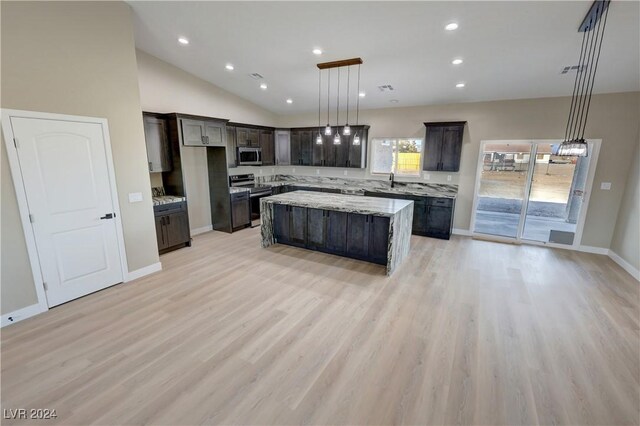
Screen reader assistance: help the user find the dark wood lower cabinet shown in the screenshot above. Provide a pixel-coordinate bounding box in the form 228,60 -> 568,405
231,192 -> 250,231
154,201 -> 191,254
272,205 -> 389,266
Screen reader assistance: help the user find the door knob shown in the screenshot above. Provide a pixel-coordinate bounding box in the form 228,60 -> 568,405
100,213 -> 115,220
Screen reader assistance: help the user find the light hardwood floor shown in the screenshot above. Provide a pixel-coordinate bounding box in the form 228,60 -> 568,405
2,228 -> 639,425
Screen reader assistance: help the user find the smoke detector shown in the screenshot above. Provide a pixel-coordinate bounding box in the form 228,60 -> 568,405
249,73 -> 264,80
377,85 -> 395,92
560,65 -> 588,74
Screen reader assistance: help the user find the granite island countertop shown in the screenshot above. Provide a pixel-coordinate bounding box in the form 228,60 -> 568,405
262,191 -> 414,216
262,180 -> 457,199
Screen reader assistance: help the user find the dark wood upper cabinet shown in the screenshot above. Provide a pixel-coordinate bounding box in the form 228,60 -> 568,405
236,127 -> 249,147
226,126 -> 237,167
422,122 -> 466,172
290,130 -> 312,166
143,115 -> 172,173
291,125 -> 368,168
259,129 -> 275,166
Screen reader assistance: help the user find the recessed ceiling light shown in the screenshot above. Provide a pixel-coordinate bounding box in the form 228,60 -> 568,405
359,92 -> 366,98
452,58 -> 463,65
260,83 -> 268,90
456,82 -> 465,88
178,37 -> 189,45
286,98 -> 293,104
313,48 -> 323,55
445,22 -> 459,31
225,64 -> 234,71
390,99 -> 399,103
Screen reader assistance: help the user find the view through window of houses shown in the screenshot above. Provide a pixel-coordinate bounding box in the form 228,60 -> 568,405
371,139 -> 423,176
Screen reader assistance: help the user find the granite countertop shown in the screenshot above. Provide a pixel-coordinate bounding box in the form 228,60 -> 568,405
153,195 -> 186,206
262,191 -> 413,216
262,180 -> 457,199
229,187 -> 251,194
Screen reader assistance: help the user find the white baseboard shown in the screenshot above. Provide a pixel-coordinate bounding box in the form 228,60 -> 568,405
576,245 -> 610,255
1,303 -> 46,328
191,225 -> 213,236
452,228 -> 473,237
125,261 -> 162,282
608,250 -> 640,281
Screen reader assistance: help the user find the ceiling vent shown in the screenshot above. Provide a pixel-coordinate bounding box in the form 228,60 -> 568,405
560,65 -> 588,74
249,73 -> 264,80
377,84 -> 395,92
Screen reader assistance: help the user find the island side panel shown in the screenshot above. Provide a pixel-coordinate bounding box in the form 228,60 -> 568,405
387,202 -> 413,275
261,200 -> 275,247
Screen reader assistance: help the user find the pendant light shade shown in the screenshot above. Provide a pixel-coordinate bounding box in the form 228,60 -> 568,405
324,125 -> 332,135
353,133 -> 361,146
343,125 -> 351,135
316,133 -> 323,145
333,132 -> 341,145
557,139 -> 588,156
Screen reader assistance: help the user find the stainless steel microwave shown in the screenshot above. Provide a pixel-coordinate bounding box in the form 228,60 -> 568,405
237,147 -> 262,166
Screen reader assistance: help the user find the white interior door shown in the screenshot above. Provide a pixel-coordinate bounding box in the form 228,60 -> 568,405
10,117 -> 124,307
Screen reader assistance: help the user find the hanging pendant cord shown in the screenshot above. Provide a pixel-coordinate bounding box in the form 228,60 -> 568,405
318,69 -> 321,129
571,18 -> 594,141
346,66 -> 350,125
327,69 -> 331,126
356,64 -> 361,126
336,68 -> 340,127
574,14 -> 599,141
580,1 -> 609,139
564,28 -> 588,142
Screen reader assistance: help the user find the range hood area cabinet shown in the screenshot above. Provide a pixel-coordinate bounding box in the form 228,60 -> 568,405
422,122 -> 466,172
180,117 -> 228,147
227,123 -> 277,167
143,114 -> 172,173
290,125 -> 369,168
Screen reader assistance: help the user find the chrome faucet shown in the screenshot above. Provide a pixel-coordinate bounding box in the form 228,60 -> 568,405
389,172 -> 395,188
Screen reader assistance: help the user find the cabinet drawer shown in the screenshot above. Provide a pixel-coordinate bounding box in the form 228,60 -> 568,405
231,191 -> 249,201
427,197 -> 454,207
154,201 -> 186,215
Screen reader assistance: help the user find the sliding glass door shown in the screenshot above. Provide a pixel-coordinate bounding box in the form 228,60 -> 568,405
472,140 -> 597,246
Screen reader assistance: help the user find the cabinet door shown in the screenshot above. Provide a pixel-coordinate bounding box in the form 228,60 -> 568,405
165,211 -> 190,247
290,131 -> 301,165
440,126 -> 463,172
325,210 -> 347,254
422,126 -> 443,171
155,215 -> 168,250
299,131 -> 312,165
322,134 -> 336,167
236,127 -> 250,147
368,216 -> 390,265
181,119 -> 208,146
275,131 -> 291,165
306,208 -> 325,249
260,130 -> 275,165
231,195 -> 250,229
346,213 -> 369,258
289,206 -> 307,246
226,126 -> 237,167
144,116 -> 171,172
412,199 -> 429,234
312,136 -> 324,166
247,129 -> 260,147
425,206 -> 452,238
334,130 -> 349,167
204,121 -> 225,147
273,204 -> 290,243
348,133 -> 363,168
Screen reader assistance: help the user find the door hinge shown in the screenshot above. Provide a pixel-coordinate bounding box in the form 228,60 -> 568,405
43,282 -> 48,291
29,213 -> 35,223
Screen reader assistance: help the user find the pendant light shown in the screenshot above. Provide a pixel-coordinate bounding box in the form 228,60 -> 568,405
316,69 -> 323,144
333,68 -> 341,144
353,63 -> 362,145
343,66 -> 351,136
558,0 -> 610,157
324,69 -> 332,136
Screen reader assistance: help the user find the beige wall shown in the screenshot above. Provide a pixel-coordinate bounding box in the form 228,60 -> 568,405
136,51 -> 278,232
611,134 -> 640,271
278,92 -> 640,249
1,1 -> 159,314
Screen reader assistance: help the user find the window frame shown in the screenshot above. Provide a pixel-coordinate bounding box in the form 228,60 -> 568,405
370,138 -> 424,176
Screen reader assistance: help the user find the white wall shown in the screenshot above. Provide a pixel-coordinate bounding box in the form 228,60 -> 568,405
1,1 -> 159,314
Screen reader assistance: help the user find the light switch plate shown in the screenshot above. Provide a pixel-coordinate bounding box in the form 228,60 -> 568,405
316,169 -> 320,175
128,192 -> 143,203
447,175 -> 452,182
259,169 -> 263,175
424,173 -> 431,180
292,168 -> 296,173
600,182 -> 612,190
343,170 -> 348,176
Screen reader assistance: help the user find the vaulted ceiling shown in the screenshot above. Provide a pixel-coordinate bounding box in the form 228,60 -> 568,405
130,1 -> 640,114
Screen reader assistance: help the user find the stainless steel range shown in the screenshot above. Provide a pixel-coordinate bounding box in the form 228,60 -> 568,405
229,174 -> 272,227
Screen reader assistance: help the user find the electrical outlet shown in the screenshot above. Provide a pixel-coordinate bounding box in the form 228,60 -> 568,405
447,175 -> 452,182
600,182 -> 611,190
292,168 -> 296,173
424,173 -> 430,180
259,169 -> 263,175
343,170 -> 348,176
316,169 -> 320,175
271,168 -> 275,173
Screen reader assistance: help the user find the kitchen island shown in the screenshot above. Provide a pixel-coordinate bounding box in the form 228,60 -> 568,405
261,191 -> 414,275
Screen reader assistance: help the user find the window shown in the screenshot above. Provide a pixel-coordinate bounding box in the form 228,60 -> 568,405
371,138 -> 423,176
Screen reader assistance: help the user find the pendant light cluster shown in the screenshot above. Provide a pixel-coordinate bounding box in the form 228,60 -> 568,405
316,57 -> 363,146
559,0 -> 610,157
